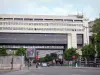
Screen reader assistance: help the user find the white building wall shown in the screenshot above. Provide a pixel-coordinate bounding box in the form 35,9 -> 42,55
68,33 -> 77,48
68,34 -> 72,48
71,33 -> 77,48
0,14 -> 89,49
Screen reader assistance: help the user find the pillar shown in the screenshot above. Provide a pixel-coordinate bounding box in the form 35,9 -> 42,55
68,33 -> 77,49
83,19 -> 89,45
71,33 -> 77,48
68,34 -> 72,49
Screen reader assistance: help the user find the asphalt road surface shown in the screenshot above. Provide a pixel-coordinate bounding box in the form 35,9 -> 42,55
1,66 -> 100,75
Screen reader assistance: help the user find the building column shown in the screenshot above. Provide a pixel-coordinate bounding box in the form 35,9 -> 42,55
68,34 -> 72,49
71,33 -> 77,48
68,33 -> 77,49
83,19 -> 89,45
83,29 -> 89,45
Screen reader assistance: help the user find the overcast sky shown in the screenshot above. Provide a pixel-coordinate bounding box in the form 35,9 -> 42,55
0,0 -> 100,20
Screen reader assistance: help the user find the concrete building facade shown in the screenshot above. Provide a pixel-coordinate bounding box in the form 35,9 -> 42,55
0,14 -> 89,57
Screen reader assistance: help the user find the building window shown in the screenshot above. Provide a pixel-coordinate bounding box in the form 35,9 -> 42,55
54,19 -> 63,21
77,34 -> 83,45
74,20 -> 83,22
4,18 -> 13,20
34,28 -> 36,30
64,19 -> 73,22
34,23 -> 38,25
0,18 -> 3,20
43,23 -> 48,25
34,18 -> 43,21
44,19 -> 53,21
0,27 -> 2,30
29,23 -> 32,25
14,18 -> 23,20
24,18 -> 33,21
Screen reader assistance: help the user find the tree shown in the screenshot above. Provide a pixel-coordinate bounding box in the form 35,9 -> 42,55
39,53 -> 57,62
81,44 -> 96,59
50,53 -> 57,59
64,48 -> 79,60
96,32 -> 100,57
92,18 -> 100,58
93,18 -> 100,33
15,48 -> 26,56
45,54 -> 52,62
0,47 -> 8,56
39,57 -> 46,62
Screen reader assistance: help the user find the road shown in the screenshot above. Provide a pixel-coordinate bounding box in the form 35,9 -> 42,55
1,66 -> 100,75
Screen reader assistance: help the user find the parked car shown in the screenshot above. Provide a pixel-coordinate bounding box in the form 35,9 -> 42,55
41,62 -> 48,67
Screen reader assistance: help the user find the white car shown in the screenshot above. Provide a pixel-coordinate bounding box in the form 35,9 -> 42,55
41,63 -> 48,67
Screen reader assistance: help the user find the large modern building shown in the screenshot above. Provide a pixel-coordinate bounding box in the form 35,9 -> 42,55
0,14 -> 89,57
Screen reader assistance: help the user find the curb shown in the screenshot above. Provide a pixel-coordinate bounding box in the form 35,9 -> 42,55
71,67 -> 100,70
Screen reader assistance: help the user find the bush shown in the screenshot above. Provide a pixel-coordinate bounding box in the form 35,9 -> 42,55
0,47 -> 8,56
15,48 -> 26,56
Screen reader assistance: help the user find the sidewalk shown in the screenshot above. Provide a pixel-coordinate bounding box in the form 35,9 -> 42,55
22,65 -> 36,70
65,66 -> 100,70
72,66 -> 100,69
0,66 -> 37,75
0,69 -> 18,75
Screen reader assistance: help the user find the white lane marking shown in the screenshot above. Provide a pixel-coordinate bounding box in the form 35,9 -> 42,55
72,74 -> 80,75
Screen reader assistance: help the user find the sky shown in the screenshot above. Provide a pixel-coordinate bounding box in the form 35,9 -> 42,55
0,0 -> 100,21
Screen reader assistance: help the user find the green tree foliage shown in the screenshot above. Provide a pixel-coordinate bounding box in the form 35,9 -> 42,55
15,48 -> 26,56
0,47 -> 8,56
39,57 -> 46,62
50,53 -> 57,59
96,32 -> 100,57
93,18 -> 100,33
45,54 -> 52,62
92,18 -> 100,58
64,48 -> 79,60
39,53 -> 57,62
81,44 -> 96,59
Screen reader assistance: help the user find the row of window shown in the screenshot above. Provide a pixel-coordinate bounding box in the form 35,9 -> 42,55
0,17 -> 83,22
0,45 -> 64,49
0,27 -> 84,31
0,22 -> 83,26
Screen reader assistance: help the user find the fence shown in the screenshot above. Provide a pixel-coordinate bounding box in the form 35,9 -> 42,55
0,56 -> 25,70
80,58 -> 100,67
63,58 -> 100,67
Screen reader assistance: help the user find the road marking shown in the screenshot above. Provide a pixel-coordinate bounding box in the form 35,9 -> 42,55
72,74 -> 80,75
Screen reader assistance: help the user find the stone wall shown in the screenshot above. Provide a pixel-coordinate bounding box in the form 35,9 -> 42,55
0,56 -> 25,70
